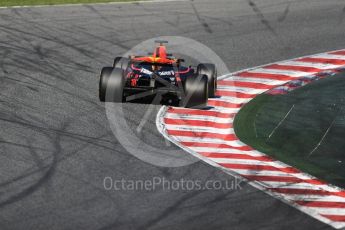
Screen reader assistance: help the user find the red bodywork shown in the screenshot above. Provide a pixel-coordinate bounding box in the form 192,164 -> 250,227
132,44 -> 178,65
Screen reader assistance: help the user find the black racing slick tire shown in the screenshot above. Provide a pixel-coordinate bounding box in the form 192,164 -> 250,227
197,63 -> 217,98
113,57 -> 129,70
182,75 -> 208,108
99,67 -> 125,102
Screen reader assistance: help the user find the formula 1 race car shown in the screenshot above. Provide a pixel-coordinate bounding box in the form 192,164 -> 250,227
99,40 -> 217,108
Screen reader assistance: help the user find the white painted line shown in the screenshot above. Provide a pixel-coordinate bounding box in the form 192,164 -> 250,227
312,54 -> 345,60
247,68 -> 310,77
165,113 -> 234,123
207,97 -> 244,104
217,85 -> 267,94
295,195 -> 345,203
267,104 -> 295,140
266,182 -> 344,193
214,96 -> 251,104
187,147 -> 264,155
223,76 -> 288,85
164,125 -> 235,134
0,0 -> 187,9
167,136 -> 247,147
279,60 -> 340,69
308,115 -> 337,157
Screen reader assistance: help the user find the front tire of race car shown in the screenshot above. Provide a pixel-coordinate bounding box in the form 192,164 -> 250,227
99,67 -> 125,102
182,75 -> 208,108
113,57 -> 130,70
197,63 -> 217,98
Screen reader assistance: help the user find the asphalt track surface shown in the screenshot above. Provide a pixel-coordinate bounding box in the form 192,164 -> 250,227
0,0 -> 345,229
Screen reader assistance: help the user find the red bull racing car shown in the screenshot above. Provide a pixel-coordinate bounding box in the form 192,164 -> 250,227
99,41 -> 217,108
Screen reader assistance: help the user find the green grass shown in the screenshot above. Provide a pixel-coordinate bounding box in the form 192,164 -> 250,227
234,72 -> 345,188
0,0 -> 140,7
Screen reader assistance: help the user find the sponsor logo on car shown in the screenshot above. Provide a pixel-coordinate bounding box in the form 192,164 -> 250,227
140,68 -> 153,75
158,70 -> 175,76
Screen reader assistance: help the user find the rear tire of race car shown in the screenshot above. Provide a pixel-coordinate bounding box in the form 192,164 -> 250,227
113,57 -> 129,70
182,75 -> 208,108
197,63 -> 217,98
99,67 -> 125,102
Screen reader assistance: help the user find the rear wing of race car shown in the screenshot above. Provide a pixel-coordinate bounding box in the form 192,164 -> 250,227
155,40 -> 168,45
